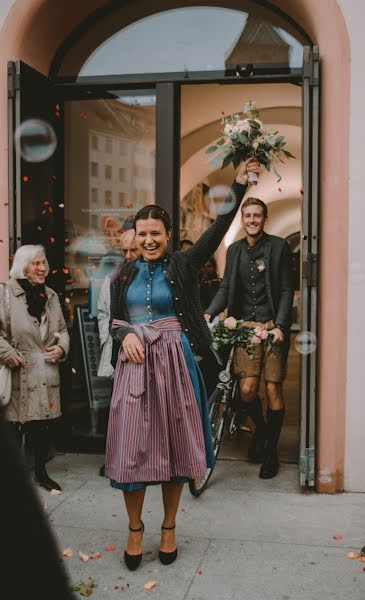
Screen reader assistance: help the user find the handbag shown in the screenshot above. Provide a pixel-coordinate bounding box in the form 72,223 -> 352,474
0,283 -> 12,406
0,363 -> 11,406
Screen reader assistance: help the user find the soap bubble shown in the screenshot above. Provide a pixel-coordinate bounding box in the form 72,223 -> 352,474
207,185 -> 236,216
295,331 -> 317,355
15,119 -> 57,163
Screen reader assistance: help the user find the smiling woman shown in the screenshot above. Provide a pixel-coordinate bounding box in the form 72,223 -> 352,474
133,205 -> 172,262
103,158 -> 259,570
0,245 -> 70,492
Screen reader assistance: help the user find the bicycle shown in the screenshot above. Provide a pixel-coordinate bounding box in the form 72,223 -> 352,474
189,344 -> 252,497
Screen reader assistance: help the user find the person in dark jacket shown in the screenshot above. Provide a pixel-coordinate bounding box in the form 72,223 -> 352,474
105,158 -> 260,571
205,197 -> 294,479
0,408 -> 76,600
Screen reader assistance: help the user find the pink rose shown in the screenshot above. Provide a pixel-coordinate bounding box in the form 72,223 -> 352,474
232,119 -> 251,134
254,325 -> 262,334
260,329 -> 269,340
224,317 -> 238,330
252,335 -> 261,344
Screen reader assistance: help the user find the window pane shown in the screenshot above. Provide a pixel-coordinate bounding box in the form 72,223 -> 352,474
64,91 -> 156,321
79,7 -> 304,77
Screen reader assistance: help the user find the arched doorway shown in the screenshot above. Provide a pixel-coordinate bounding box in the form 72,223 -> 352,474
0,2 -> 346,490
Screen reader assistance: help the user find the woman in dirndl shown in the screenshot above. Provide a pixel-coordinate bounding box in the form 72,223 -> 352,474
105,158 -> 260,570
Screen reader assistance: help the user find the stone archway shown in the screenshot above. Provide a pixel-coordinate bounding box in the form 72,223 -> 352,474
0,0 -> 350,492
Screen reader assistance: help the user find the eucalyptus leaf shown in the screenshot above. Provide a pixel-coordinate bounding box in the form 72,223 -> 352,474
206,145 -> 218,154
222,154 -> 233,170
216,138 -> 225,146
282,149 -> 296,159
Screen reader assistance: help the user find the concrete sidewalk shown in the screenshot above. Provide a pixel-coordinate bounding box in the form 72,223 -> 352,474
37,454 -> 365,600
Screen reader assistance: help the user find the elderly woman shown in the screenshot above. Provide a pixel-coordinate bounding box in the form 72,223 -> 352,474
0,245 -> 69,491
105,158 -> 260,570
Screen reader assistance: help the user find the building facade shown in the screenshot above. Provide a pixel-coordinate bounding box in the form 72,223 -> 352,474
0,0 -> 363,493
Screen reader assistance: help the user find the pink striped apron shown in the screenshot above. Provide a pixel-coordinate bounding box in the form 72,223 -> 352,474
104,316 -> 207,484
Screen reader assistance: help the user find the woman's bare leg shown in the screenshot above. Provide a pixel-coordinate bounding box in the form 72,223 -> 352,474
123,488 -> 146,555
160,482 -> 184,552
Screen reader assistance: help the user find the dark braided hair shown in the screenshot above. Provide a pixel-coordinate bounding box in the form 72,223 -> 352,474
133,205 -> 172,233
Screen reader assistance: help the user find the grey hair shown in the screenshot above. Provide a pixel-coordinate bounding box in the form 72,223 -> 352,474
9,244 -> 49,279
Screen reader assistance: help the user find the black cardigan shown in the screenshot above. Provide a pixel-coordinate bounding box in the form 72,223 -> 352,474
109,180 -> 247,366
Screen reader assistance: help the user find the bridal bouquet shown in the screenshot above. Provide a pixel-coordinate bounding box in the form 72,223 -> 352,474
211,317 -> 276,360
206,100 -> 295,184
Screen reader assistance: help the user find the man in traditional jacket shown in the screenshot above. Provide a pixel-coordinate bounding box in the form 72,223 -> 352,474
205,197 -> 294,479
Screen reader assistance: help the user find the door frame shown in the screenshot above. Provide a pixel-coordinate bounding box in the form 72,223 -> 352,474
8,56 -> 319,485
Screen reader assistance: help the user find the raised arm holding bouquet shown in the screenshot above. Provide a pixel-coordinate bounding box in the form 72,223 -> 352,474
206,99 -> 295,185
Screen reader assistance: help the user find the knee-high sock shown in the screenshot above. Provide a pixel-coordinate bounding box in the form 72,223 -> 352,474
265,407 -> 285,453
242,395 -> 266,437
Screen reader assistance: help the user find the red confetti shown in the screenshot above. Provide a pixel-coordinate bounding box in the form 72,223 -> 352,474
363,567 -> 365,572
181,508 -> 186,512
56,104 -> 60,111
23,176 -> 29,182
62,267 -> 69,274
49,402 -> 55,409
50,236 -> 55,244
122,276 -> 128,281
333,534 -> 343,541
64,238 -> 70,243
4,202 -> 8,206
43,201 -> 50,206
48,207 -> 54,214
127,203 -> 133,208
104,544 -> 116,552
198,570 -> 203,575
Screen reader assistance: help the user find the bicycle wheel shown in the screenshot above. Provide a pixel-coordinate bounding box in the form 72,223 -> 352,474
189,387 -> 227,497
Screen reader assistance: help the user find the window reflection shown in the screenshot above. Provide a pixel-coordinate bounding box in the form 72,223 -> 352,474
64,92 -> 156,320
79,7 -> 304,77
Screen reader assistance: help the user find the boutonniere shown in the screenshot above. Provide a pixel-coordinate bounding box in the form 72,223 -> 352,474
256,259 -> 265,272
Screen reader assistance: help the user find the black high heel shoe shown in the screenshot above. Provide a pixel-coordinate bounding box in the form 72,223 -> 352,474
124,521 -> 144,571
159,524 -> 177,565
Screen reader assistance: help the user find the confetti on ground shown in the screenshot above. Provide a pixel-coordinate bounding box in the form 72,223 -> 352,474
79,551 -> 90,562
72,578 -> 95,597
62,548 -> 73,557
90,552 -> 102,560
105,544 -> 116,552
347,552 -> 361,559
333,534 -> 343,541
143,581 -> 157,590
198,570 -> 203,575
50,488 -> 62,496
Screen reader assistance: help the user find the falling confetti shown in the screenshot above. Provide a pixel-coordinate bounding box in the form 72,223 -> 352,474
23,176 -> 29,182
333,534 -> 343,541
50,488 -> 62,496
50,237 -> 55,244
58,203 -> 64,208
62,548 -> 73,558
72,368 -> 77,374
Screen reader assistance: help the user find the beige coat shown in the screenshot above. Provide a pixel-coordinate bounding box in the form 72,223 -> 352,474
0,278 -> 70,423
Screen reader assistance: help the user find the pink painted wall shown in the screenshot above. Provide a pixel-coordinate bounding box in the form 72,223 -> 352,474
0,0 -> 350,491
